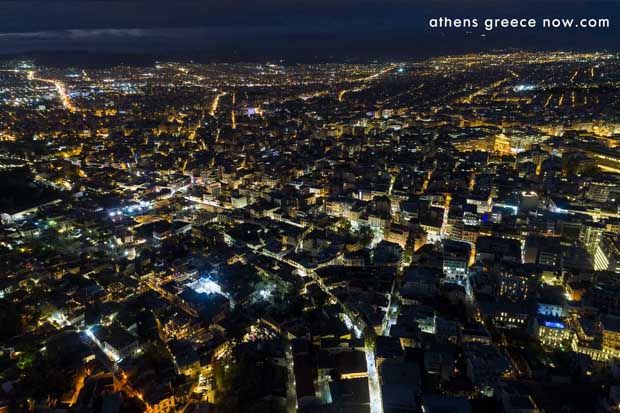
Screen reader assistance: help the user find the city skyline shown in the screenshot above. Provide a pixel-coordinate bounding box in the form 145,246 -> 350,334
1,2 -> 620,413
0,0 -> 617,61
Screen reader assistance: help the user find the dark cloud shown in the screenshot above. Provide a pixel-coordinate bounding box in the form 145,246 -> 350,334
0,0 -> 617,60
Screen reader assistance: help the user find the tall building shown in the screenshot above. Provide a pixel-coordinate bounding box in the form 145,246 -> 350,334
443,240 -> 471,285
518,191 -> 539,214
601,315 -> 620,352
580,222 -> 605,256
594,233 -> 620,273
524,236 -> 561,267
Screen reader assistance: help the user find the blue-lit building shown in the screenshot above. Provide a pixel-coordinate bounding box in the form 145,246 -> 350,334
533,315 -> 576,350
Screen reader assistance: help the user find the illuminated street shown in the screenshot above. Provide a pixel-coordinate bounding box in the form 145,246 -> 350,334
365,346 -> 383,413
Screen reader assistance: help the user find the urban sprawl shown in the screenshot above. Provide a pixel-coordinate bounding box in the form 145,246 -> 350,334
1,52 -> 620,413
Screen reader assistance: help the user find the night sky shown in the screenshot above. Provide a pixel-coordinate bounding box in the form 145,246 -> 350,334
0,0 -> 618,62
